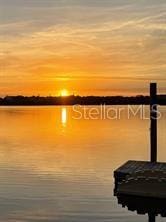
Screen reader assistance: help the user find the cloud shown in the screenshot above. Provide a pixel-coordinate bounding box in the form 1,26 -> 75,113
0,0 -> 166,95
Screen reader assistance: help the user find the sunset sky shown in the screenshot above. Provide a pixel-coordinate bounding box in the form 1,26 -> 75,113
0,0 -> 166,96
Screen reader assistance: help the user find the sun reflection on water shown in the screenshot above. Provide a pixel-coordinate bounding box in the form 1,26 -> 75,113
61,107 -> 67,126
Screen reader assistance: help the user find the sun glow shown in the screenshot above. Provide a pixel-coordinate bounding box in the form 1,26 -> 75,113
60,89 -> 69,97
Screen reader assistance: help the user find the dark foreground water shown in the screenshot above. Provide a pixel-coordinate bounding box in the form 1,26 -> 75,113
0,106 -> 165,222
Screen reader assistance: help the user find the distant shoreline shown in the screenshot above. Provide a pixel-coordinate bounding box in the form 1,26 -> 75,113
0,95 -> 166,106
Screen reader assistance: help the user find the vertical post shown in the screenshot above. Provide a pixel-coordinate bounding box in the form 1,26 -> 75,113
150,83 -> 157,162
148,214 -> 156,222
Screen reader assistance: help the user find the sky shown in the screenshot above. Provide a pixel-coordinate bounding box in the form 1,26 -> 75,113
0,0 -> 166,96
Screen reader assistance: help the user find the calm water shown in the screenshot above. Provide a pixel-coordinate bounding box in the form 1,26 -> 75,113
0,106 -> 165,222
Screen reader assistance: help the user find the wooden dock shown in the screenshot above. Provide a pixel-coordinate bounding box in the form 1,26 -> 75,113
114,160 -> 166,198
114,83 -> 166,221
114,83 -> 166,199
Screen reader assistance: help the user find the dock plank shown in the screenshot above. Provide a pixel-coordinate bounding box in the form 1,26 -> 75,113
115,160 -> 166,175
114,160 -> 166,197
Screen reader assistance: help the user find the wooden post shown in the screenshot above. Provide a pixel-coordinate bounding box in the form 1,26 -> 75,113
150,83 -> 157,162
149,214 -> 156,222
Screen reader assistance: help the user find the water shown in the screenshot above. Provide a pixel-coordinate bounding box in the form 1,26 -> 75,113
0,106 -> 165,222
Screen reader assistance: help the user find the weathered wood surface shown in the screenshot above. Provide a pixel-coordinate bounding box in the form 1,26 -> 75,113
115,160 -> 166,175
114,160 -> 166,197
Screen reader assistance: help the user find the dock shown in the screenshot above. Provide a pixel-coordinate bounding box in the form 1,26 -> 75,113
114,160 -> 166,198
114,83 -> 166,222
114,83 -> 166,198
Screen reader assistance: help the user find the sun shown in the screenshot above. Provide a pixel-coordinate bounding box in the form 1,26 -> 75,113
60,89 -> 69,97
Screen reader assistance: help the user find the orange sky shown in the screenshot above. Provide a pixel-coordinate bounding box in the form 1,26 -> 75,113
0,0 -> 166,96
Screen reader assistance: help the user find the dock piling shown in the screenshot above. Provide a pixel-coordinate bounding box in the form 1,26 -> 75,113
150,83 -> 157,162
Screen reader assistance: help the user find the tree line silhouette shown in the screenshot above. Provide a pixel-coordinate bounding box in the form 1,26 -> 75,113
0,95 -> 166,105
